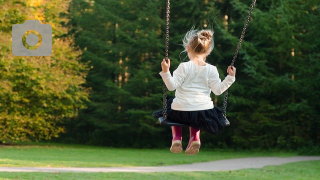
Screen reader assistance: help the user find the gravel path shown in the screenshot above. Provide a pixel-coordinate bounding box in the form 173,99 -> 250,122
1,156 -> 319,173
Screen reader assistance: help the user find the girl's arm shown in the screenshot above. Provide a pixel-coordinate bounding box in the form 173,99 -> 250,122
208,66 -> 236,95
159,61 -> 187,91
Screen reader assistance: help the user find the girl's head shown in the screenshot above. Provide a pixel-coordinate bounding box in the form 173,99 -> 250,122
182,29 -> 214,58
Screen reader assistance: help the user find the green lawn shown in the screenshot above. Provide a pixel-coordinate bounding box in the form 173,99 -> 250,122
0,160 -> 319,180
0,143 -> 297,167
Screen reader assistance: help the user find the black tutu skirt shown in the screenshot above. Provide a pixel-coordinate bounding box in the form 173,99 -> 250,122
161,98 -> 226,135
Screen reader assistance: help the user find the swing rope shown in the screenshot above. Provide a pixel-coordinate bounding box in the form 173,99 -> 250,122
162,0 -> 257,122
162,0 -> 170,121
222,0 -> 257,119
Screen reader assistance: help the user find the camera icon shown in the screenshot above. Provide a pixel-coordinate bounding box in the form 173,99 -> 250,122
12,20 -> 52,56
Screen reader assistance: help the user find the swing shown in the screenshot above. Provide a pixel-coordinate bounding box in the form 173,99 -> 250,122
156,0 -> 257,127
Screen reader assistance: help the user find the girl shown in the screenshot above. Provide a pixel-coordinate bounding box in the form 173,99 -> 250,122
159,29 -> 236,155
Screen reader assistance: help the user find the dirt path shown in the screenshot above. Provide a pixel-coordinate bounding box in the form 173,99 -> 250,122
0,156 -> 319,172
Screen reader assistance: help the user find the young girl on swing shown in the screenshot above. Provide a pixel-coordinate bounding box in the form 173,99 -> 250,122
159,29 -> 236,155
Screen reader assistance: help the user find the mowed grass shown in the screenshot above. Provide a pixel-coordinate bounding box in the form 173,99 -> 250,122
0,160 -> 319,180
0,143 -> 297,167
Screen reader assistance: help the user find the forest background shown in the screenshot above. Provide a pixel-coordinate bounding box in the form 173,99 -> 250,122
0,0 -> 319,151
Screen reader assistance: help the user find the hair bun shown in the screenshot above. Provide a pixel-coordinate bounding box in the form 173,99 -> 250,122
198,31 -> 213,42
183,29 -> 214,55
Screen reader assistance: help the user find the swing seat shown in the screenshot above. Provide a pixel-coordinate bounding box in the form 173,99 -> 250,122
158,117 -> 190,127
152,109 -> 190,127
152,109 -> 230,127
158,116 -> 230,127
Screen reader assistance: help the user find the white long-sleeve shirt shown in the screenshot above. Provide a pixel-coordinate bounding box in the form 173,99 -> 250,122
159,61 -> 235,111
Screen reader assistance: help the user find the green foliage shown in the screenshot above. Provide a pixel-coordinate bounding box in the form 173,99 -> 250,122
0,0 -> 89,142
0,0 -> 317,152
56,0 -> 320,149
62,0 -> 170,147
298,146 -> 320,155
223,0 -> 320,149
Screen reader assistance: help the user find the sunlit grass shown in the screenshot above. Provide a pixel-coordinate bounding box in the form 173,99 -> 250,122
0,160 -> 319,180
0,142 -> 298,167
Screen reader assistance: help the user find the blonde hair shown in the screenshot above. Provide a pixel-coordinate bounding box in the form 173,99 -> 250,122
182,29 -> 214,55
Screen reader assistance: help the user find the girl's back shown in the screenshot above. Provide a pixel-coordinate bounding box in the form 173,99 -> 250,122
158,28 -> 236,155
171,61 -> 212,111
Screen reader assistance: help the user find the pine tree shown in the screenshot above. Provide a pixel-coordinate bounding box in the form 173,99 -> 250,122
62,0 -> 320,149
65,0 -> 169,147
220,0 -> 320,148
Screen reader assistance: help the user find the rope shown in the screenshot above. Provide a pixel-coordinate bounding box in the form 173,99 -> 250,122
162,0 -> 170,120
222,0 -> 257,118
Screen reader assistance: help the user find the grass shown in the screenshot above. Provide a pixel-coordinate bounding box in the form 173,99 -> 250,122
0,143 -> 298,168
0,160 -> 319,180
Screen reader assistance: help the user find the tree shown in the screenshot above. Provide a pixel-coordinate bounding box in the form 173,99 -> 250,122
0,0 -> 89,143
63,0 -> 169,147
220,0 -> 320,149
61,0 -> 320,149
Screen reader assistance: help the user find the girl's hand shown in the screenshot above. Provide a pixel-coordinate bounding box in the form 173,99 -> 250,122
227,66 -> 236,76
161,58 -> 170,72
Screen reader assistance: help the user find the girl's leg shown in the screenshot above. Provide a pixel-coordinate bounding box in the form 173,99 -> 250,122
170,126 -> 183,153
185,127 -> 201,155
